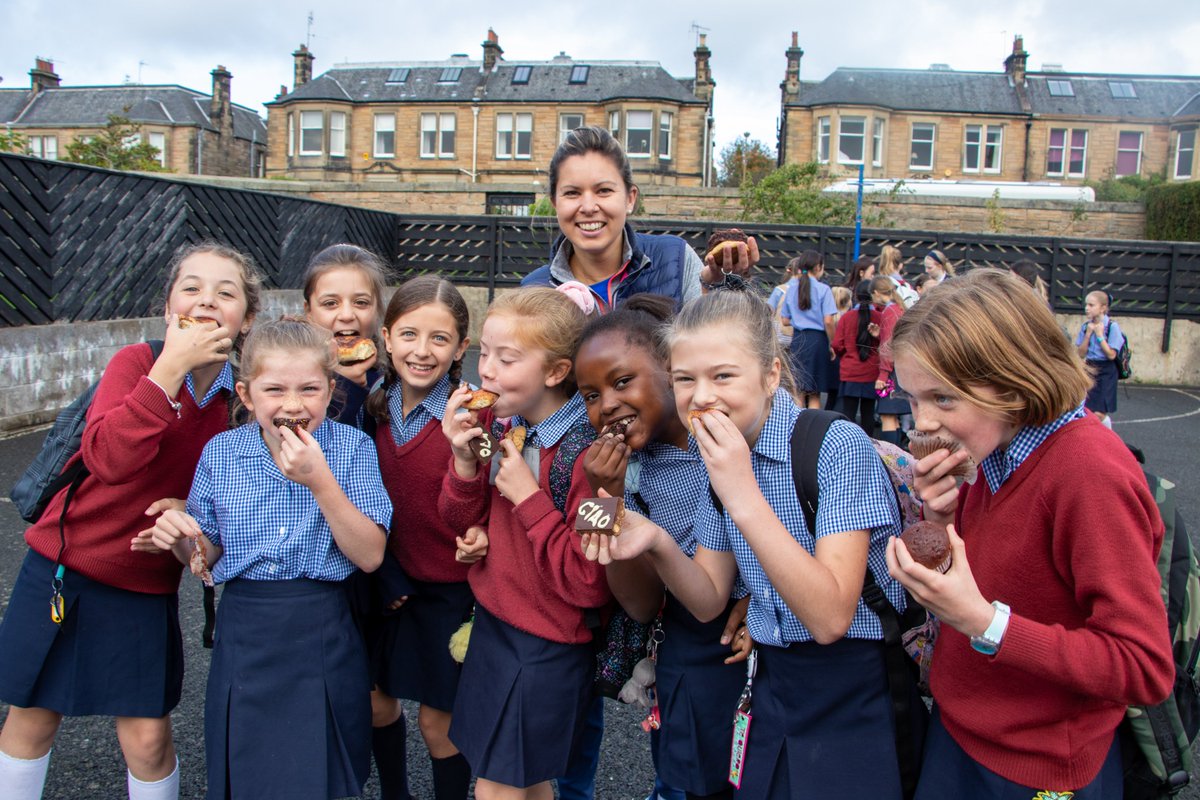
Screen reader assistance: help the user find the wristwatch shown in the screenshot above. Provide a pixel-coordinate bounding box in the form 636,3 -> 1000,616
970,601 -> 1011,655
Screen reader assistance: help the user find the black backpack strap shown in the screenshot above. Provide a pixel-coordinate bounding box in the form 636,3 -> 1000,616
787,409 -> 846,533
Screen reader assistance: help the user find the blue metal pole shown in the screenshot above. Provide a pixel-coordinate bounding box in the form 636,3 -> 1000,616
853,163 -> 864,260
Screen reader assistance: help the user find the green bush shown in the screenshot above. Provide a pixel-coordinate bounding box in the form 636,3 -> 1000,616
1085,173 -> 1165,202
1145,182 -> 1200,241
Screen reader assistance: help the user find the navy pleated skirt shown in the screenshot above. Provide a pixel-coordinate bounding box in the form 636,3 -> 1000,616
654,594 -> 746,795
205,578 -> 371,800
840,379 -> 878,399
789,329 -> 835,393
735,638 -> 926,800
449,603 -> 593,787
0,549 -> 182,718
1085,359 -> 1119,413
374,578 -> 474,711
915,708 -> 1122,799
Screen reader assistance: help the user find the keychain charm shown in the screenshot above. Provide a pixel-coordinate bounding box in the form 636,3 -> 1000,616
728,648 -> 757,788
50,565 -> 66,625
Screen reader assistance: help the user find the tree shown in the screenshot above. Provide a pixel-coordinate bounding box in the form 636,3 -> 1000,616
717,137 -> 775,187
64,114 -> 168,172
0,129 -> 27,153
739,161 -> 894,228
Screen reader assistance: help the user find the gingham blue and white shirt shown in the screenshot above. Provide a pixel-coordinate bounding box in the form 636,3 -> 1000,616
1074,318 -> 1125,362
185,362 -> 234,408
187,419 -> 392,583
387,375 -> 451,447
980,403 -> 1088,494
695,390 -> 903,645
511,392 -> 588,448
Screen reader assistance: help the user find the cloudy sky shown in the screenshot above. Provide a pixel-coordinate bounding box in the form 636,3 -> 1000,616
3,0 -> 1198,160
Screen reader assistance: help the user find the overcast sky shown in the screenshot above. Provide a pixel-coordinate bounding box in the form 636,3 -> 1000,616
3,0 -> 1198,162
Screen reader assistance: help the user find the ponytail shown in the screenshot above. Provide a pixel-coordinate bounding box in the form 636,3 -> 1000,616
854,280 -> 876,361
791,250 -> 823,311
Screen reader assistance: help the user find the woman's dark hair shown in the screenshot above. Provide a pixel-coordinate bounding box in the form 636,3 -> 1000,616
843,255 -> 875,288
789,250 -> 823,311
854,279 -> 876,361
366,274 -> 471,425
576,293 -> 674,365
912,273 -> 933,291
1009,259 -> 1039,288
549,126 -> 635,200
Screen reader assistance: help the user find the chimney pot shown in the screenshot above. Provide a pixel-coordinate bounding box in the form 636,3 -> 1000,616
293,44 -> 315,89
482,30 -> 504,73
30,57 -> 61,93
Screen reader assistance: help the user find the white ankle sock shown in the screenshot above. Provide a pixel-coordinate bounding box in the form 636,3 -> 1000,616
0,747 -> 51,800
127,757 -> 179,800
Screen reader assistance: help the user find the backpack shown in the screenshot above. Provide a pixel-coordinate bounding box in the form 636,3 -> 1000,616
10,340 -> 165,524
1121,446 -> 1200,799
1106,320 -> 1133,380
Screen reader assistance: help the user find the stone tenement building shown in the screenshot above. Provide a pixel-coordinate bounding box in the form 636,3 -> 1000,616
778,34 -> 1200,186
0,58 -> 268,177
265,29 -> 716,209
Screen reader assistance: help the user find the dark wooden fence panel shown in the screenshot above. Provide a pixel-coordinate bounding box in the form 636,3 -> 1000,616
0,156 -> 56,325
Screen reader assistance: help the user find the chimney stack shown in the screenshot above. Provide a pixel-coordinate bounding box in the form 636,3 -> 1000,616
780,32 -> 804,103
30,58 -> 61,94
293,44 -> 314,89
693,33 -> 714,102
1004,34 -> 1029,86
482,28 -> 504,73
211,65 -> 232,123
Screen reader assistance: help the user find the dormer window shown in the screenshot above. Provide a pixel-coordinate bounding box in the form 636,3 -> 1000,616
386,68 -> 410,84
512,66 -> 532,85
569,65 -> 590,84
1047,80 -> 1074,97
1109,81 -> 1136,98
439,67 -> 462,83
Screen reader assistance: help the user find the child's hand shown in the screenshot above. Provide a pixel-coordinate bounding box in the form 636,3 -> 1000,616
580,492 -> 665,565
867,321 -> 881,338
911,447 -> 967,525
720,596 -> 753,665
690,411 -> 756,506
886,524 -> 994,639
336,350 -> 378,388
494,439 -> 539,506
583,435 -> 629,496
443,385 -> 484,474
455,526 -> 490,564
130,497 -> 187,553
162,314 -> 235,373
276,426 -> 332,486
701,235 -> 759,283
133,508 -> 202,554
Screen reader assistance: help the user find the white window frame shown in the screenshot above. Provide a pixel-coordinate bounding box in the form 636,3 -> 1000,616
609,110 -> 620,138
817,116 -> 830,163
910,123 -> 935,170
439,113 -> 456,158
287,113 -> 294,156
626,110 -> 652,157
28,134 -> 58,160
1175,129 -> 1195,180
872,118 -> 884,167
374,114 -> 396,158
1068,129 -> 1088,177
496,112 -> 532,160
560,113 -> 584,144
837,116 -> 866,165
1047,79 -> 1074,97
1115,131 -> 1142,178
329,112 -> 346,157
659,112 -> 672,160
963,124 -> 1002,174
299,110 -> 323,155
421,113 -> 438,158
148,131 -> 166,167
983,125 -> 1003,173
1046,128 -> 1088,178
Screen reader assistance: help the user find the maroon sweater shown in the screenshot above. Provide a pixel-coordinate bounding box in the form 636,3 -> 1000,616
935,416 -> 1173,787
439,425 -> 611,644
832,304 -> 882,382
25,343 -> 230,595
375,418 -> 471,583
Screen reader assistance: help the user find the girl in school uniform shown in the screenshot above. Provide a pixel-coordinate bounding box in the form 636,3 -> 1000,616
583,287 -> 920,800
1075,290 -> 1124,425
782,251 -> 837,410
832,280 -> 883,437
0,242 -> 260,800
364,275 -> 479,800
574,294 -> 750,800
870,276 -> 910,449
886,269 -> 1171,798
146,319 -> 392,800
923,250 -> 955,283
439,287 -> 611,800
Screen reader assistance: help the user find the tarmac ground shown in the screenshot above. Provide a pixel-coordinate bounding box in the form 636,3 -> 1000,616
0,381 -> 1197,799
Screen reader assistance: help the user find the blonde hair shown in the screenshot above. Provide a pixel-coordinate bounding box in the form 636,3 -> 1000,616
239,318 -> 337,384
889,269 -> 1091,426
877,245 -> 903,276
487,287 -> 588,395
831,286 -> 852,313
926,250 -> 955,277
667,288 -> 797,402
870,276 -> 899,305
1086,290 -> 1110,309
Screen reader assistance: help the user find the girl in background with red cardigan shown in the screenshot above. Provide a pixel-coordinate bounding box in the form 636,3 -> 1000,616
0,243 -> 261,800
832,279 -> 882,437
365,275 -> 480,800
886,269 -> 1173,798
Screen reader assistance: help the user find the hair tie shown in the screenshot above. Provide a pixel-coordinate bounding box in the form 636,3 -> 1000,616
556,281 -> 598,315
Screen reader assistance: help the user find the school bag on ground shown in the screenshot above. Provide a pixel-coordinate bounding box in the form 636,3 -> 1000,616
1106,320 -> 1133,380
1121,444 -> 1200,799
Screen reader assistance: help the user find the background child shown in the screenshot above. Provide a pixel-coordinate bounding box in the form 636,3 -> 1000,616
923,250 -> 954,283
911,273 -> 933,298
574,294 -> 749,800
767,261 -> 796,348
303,243 -> 388,427
365,275 -> 476,800
832,280 -> 882,437
439,287 -> 611,800
148,318 -> 392,800
0,242 -> 260,800
870,276 -> 909,448
887,269 -> 1171,798
876,245 -> 918,309
1075,290 -> 1124,426
782,251 -> 837,410
585,287 -> 917,800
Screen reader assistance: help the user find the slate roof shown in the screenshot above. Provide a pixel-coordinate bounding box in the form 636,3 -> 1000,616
1176,92 -> 1200,119
1026,73 -> 1200,119
271,59 -> 704,106
1,85 -> 267,142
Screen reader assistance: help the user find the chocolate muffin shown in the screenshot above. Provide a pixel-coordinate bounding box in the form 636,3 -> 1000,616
900,520 -> 952,573
906,431 -> 977,486
706,228 -> 748,261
